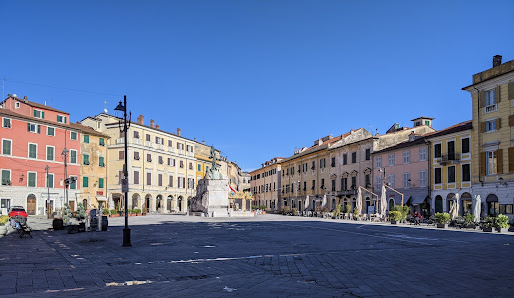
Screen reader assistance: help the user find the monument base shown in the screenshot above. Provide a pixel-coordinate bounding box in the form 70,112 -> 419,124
190,178 -> 230,217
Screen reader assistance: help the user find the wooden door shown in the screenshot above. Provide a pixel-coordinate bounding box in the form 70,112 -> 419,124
26,197 -> 36,215
69,201 -> 75,211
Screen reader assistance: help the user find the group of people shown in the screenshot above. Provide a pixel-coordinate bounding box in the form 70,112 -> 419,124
412,211 -> 423,225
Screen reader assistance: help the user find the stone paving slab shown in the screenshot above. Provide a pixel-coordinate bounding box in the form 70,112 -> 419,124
1,214 -> 513,297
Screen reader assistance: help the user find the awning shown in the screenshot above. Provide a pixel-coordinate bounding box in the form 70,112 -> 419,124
96,196 -> 107,201
411,195 -> 429,205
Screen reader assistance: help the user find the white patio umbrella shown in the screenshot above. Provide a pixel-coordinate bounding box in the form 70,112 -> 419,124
380,185 -> 387,216
454,194 -> 460,218
473,195 -> 481,223
356,187 -> 363,215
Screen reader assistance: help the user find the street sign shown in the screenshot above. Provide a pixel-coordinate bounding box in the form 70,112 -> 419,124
121,178 -> 128,193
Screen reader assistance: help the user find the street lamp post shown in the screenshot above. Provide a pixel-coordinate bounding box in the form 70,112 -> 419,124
62,148 -> 69,217
45,165 -> 50,219
115,95 -> 132,247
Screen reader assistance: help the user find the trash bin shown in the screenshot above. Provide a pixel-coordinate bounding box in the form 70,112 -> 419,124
90,217 -> 98,231
101,216 -> 108,231
52,218 -> 64,230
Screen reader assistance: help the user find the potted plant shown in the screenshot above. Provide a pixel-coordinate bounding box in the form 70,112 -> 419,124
353,207 -> 361,220
134,208 -> 142,216
344,204 -> 352,218
333,204 -> 342,219
483,217 -> 495,232
110,209 -> 118,217
291,207 -> 298,216
260,205 -> 267,215
389,211 -> 402,224
102,208 -> 110,216
75,202 -> 86,232
463,213 -> 476,229
0,215 -> 9,238
434,212 -> 450,228
495,214 -> 510,233
281,206 -> 290,215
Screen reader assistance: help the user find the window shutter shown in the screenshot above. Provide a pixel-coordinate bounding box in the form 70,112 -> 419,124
479,91 -> 485,107
496,118 -> 501,130
497,149 -> 503,174
34,110 -> 37,117
37,125 -> 41,134
64,116 -> 67,123
510,115 -> 514,127
509,81 -> 514,100
509,147 -> 514,173
42,111 -> 45,119
27,123 -> 30,131
480,122 -> 486,133
495,85 -> 501,103
480,152 -> 486,176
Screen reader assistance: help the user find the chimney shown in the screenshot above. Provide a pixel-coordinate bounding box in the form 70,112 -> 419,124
194,138 -> 196,142
177,128 -> 181,136
150,119 -> 155,128
155,125 -> 159,130
493,55 -> 502,67
137,115 -> 144,125
23,96 -> 28,103
202,140 -> 205,144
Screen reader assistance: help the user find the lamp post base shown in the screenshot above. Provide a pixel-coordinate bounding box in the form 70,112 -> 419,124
122,228 -> 132,247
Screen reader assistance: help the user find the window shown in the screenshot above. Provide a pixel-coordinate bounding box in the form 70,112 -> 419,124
28,172 -> 36,187
69,176 -> 77,189
158,156 -> 163,164
2,139 -> 12,155
46,127 -> 55,136
70,150 -> 77,163
83,176 -> 88,188
147,154 -> 152,162
2,118 -> 11,128
118,171 -> 124,184
388,154 -> 395,166
1,169 -> 11,185
343,154 -> 348,165
311,180 -> 315,190
331,179 -> 336,191
57,115 -> 67,123
99,156 -> 105,167
352,152 -> 357,163
168,158 -> 175,166
403,172 -> 411,188
351,176 -> 357,189
83,154 -> 90,165
99,138 -> 105,146
168,175 -> 173,187
0,198 -> 10,209
485,89 -> 496,106
27,123 -> 41,133
146,172 -> 152,185
320,158 -> 326,168
134,151 -> 140,160
376,176 -> 382,189
419,147 -> 427,161
403,151 -> 410,164
499,204 -> 513,215
321,178 -> 325,189
46,146 -> 54,161
70,131 -> 77,140
388,174 -> 395,189
434,168 -> 442,184
180,160 -> 184,168
311,161 -> 315,170
34,109 -> 44,119
119,151 -> 124,160
365,149 -> 370,160
486,151 -> 497,175
158,174 -> 163,186
434,144 -> 442,158
447,141 -> 456,159
134,171 -> 139,184
47,173 -> 54,188
198,164 -> 201,171
168,140 -> 172,147
376,156 -> 382,168
462,164 -> 470,182
84,135 -> 90,143
331,157 -> 336,167
365,174 -> 370,188
419,170 -> 427,187
485,119 -> 496,132
133,131 -> 140,139
98,178 -> 104,188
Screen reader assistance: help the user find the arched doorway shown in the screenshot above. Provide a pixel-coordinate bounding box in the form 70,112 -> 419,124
26,194 -> 36,215
461,192 -> 472,215
132,193 -> 140,210
486,194 -> 499,216
178,196 -> 183,212
388,198 -> 395,211
298,200 -> 302,211
420,197 -> 430,217
167,195 -> 173,212
365,197 -> 371,214
435,195 -> 443,213
446,193 -> 456,213
187,197 -> 192,211
144,194 -> 152,213
156,195 -> 163,212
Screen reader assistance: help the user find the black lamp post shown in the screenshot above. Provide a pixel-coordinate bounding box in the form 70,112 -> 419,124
115,95 -> 131,247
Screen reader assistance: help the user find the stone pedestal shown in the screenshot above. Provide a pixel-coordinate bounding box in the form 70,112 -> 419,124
190,178 -> 230,217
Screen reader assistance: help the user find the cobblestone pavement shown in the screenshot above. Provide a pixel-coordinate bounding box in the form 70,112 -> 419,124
1,214 -> 513,297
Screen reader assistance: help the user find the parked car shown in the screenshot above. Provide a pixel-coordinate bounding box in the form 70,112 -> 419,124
8,206 -> 27,218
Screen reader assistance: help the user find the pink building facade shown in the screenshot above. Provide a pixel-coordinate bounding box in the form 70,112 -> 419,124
1,95 -> 81,216
372,134 -> 431,216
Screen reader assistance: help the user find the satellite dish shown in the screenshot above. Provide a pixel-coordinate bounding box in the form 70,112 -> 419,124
104,108 -> 108,113
12,93 -> 17,98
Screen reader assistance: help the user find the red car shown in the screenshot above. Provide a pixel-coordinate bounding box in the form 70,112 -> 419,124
8,206 -> 28,218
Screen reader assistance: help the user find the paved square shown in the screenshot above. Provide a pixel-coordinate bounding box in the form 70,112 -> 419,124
1,214 -> 513,297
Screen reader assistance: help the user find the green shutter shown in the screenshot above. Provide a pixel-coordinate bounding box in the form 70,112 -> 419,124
48,174 -> 53,188
99,178 -> 104,188
84,135 -> 89,143
99,138 -> 104,146
34,110 -> 37,117
64,116 -> 67,123
99,156 -> 104,167
83,154 -> 89,165
42,111 -> 45,119
27,123 -> 30,131
83,177 -> 89,188
28,173 -> 36,187
70,150 -> 76,163
37,125 -> 41,134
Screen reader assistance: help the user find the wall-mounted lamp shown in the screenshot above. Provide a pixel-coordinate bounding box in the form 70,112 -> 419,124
19,174 -> 24,182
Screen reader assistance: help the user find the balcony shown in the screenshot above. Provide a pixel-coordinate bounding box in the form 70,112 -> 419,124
178,149 -> 185,155
484,104 -> 497,114
436,153 -> 460,165
157,144 -> 164,150
145,141 -> 155,148
116,138 -> 124,144
187,152 -> 194,157
168,147 -> 176,154
132,138 -> 142,145
337,189 -> 357,196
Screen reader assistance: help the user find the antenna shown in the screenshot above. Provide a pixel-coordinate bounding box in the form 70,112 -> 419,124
103,100 -> 108,113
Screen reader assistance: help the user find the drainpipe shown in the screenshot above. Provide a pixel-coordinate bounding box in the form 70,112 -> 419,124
473,86 -> 483,186
425,139 -> 432,215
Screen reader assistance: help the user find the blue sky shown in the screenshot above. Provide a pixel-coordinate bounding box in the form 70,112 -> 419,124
1,0 -> 513,172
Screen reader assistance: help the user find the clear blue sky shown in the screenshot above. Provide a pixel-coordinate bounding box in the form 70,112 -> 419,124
1,0 -> 513,172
